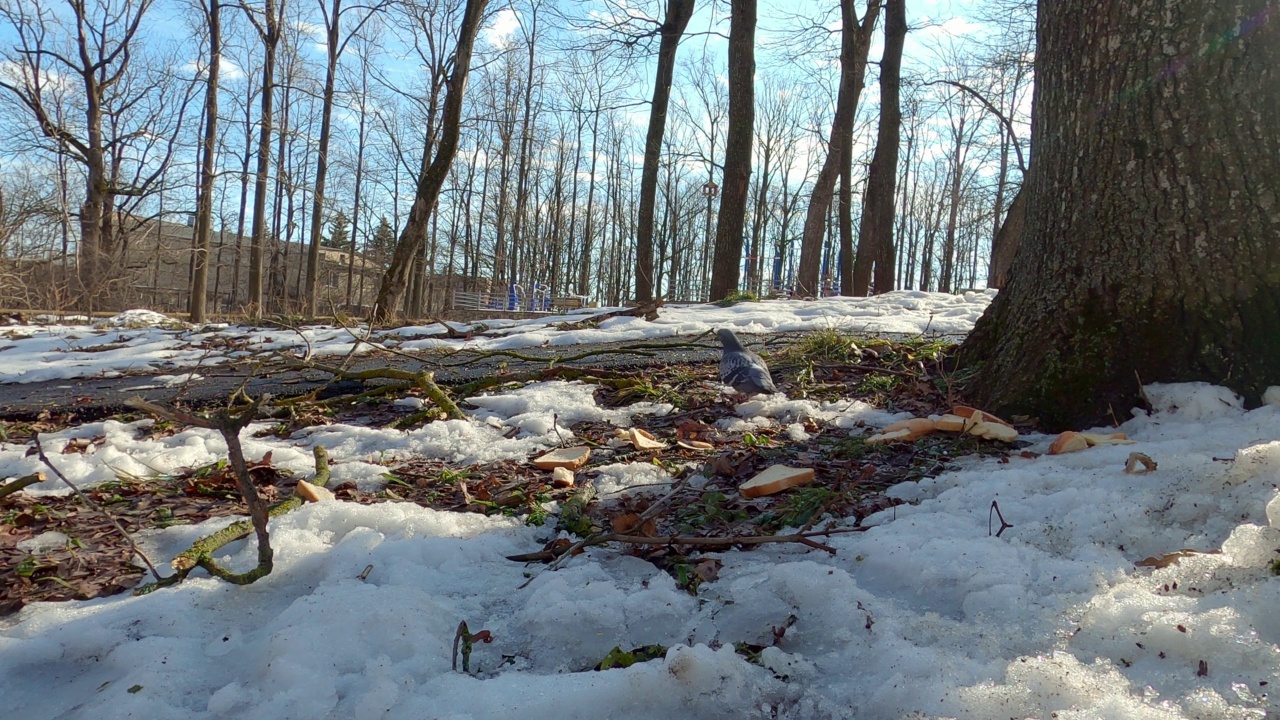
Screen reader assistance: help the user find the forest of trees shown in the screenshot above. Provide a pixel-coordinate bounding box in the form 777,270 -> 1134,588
0,0 -> 1035,319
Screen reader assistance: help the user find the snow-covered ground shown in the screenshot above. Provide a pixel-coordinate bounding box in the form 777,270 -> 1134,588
2,294 -> 1279,720
0,291 -> 991,383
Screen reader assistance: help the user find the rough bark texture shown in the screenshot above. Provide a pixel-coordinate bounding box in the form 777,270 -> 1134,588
850,0 -> 905,296
371,0 -> 488,322
707,0 -> 756,301
793,0 -> 879,297
986,183 -> 1025,289
961,0 -> 1280,431
635,0 -> 695,303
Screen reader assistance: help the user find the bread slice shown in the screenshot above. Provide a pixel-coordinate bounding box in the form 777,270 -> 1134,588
739,465 -> 815,498
551,466 -> 576,488
968,421 -> 1018,442
1048,431 -> 1089,455
296,479 -> 336,503
1079,432 -> 1135,446
950,404 -> 1013,428
865,428 -> 913,445
933,413 -> 968,432
533,446 -> 591,470
881,417 -> 936,440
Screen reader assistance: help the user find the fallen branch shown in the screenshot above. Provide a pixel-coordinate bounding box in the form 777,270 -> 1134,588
556,298 -> 663,331
283,362 -> 464,420
135,446 -> 332,594
127,396 -> 274,585
512,526 -> 867,571
434,332 -> 715,370
0,472 -> 46,502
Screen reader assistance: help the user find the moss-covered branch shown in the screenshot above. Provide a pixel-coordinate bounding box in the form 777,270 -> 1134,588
0,472 -> 46,502
136,446 -> 331,594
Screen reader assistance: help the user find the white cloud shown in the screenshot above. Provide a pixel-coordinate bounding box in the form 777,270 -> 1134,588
483,8 -> 521,48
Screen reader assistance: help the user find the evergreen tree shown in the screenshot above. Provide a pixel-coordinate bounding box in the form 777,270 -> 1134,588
321,210 -> 350,249
369,216 -> 396,261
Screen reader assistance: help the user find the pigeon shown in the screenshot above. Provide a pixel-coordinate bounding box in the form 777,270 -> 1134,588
717,328 -> 777,396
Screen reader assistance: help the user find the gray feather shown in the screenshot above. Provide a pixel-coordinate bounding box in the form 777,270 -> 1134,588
717,329 -> 777,395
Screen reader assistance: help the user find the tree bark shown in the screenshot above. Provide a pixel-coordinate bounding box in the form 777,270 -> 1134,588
961,0 -> 1280,430
850,0 -> 905,296
635,0 -> 696,303
190,0 -> 221,323
371,0 -> 489,323
245,0 -> 283,317
793,0 -> 879,297
707,0 -> 756,301
986,182 -> 1025,289
302,0 -> 344,317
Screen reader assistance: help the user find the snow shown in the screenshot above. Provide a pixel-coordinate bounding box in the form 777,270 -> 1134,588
0,291 -> 991,383
2,294 -> 1280,719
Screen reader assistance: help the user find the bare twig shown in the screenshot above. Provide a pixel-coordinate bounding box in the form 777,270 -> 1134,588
127,396 -> 275,584
988,500 -> 1013,538
33,436 -> 167,581
513,526 -> 867,583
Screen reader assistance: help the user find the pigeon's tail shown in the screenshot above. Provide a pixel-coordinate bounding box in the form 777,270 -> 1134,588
716,328 -> 745,353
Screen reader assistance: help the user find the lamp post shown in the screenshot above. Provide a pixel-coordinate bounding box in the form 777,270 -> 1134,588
701,180 -> 719,298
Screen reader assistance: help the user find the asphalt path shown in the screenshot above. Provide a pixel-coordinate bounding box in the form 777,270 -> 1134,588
0,334 -> 747,421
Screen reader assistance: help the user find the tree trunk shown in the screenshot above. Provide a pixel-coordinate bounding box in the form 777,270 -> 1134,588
507,5 -> 539,296
987,183 -> 1025,289
850,0 -> 904,296
303,0 -> 343,317
836,145 -> 852,295
190,0 -> 221,323
961,0 -> 1280,430
246,0 -> 282,317
635,0 -> 695,302
578,110 -> 601,297
371,0 -> 488,322
707,0 -> 756,301
793,0 -> 879,297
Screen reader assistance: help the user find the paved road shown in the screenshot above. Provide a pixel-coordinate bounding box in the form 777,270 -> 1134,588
0,335 -> 740,421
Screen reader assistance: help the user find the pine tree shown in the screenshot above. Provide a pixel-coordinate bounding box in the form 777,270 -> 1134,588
322,211 -> 350,249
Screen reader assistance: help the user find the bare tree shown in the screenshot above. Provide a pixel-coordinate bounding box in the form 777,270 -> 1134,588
849,0 -> 904,296
792,0 -> 879,297
371,0 -> 488,322
301,0 -> 386,316
706,0 -> 755,300
0,0 -> 194,310
190,0 -> 223,321
631,0 -> 695,302
240,0 -> 285,316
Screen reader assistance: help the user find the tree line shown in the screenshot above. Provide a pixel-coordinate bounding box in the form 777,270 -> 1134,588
0,0 -> 1034,321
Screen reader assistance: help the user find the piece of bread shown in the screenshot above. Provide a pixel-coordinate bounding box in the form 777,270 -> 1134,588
881,417 -> 936,440
968,421 -> 1018,442
933,413 -> 968,432
629,428 -> 667,450
865,428 -> 913,445
677,440 -> 715,451
533,446 -> 591,470
296,479 -> 335,503
739,465 -> 815,498
950,405 -> 1013,428
1079,432 -> 1135,446
1048,431 -> 1089,455
551,466 -> 575,488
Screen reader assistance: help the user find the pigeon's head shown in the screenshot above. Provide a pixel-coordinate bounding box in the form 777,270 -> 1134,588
716,328 -> 745,352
